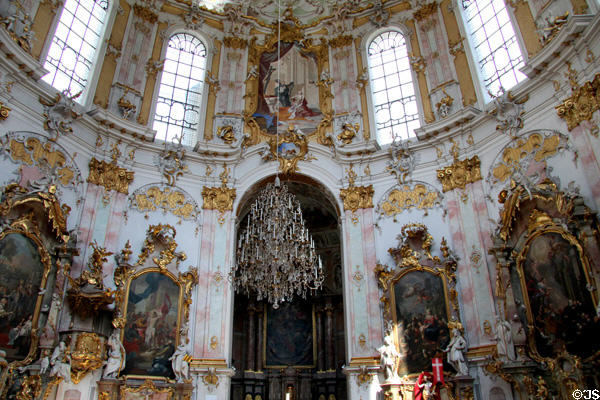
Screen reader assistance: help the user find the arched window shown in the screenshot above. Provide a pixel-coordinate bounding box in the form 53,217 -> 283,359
461,0 -> 526,98
367,30 -> 421,145
42,0 -> 109,101
153,33 -> 207,146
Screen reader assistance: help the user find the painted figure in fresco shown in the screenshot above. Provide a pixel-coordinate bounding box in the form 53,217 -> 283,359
495,316 -> 516,361
274,79 -> 294,107
170,340 -> 190,382
378,330 -> 400,381
50,341 -> 71,383
444,329 -> 468,376
103,330 -> 125,379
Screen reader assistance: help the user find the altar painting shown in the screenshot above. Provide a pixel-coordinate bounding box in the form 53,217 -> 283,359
0,233 -> 45,361
521,232 -> 599,358
265,300 -> 315,367
122,271 -> 180,377
392,270 -> 450,374
253,43 -> 322,135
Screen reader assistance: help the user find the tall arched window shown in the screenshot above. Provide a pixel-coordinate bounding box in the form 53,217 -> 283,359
462,0 -> 527,98
368,30 -> 421,145
42,0 -> 109,101
153,33 -> 207,146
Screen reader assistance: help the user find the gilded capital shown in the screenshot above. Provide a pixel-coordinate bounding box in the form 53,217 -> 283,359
87,158 -> 134,194
436,156 -> 482,192
556,73 -> 600,131
340,185 -> 374,213
202,186 -> 236,213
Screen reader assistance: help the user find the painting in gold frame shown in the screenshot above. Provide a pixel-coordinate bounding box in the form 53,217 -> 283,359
514,230 -> 598,360
0,228 -> 51,364
263,300 -> 316,368
390,268 -> 451,375
243,12 -> 333,146
121,269 -> 183,378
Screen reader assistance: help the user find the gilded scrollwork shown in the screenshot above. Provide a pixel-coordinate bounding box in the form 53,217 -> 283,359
555,72 -> 600,131
376,183 -> 443,222
120,379 -> 174,399
436,155 -> 482,192
0,134 -> 82,190
70,332 -> 104,383
129,184 -> 201,225
87,158 -> 134,195
202,164 -> 236,213
339,165 -> 373,213
487,130 -> 569,190
0,101 -> 10,121
488,179 -> 599,391
66,241 -> 114,319
376,224 -> 461,376
260,125 -> 312,175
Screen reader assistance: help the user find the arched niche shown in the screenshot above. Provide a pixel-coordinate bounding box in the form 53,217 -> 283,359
489,179 -> 600,394
375,223 -> 462,377
231,174 -> 345,400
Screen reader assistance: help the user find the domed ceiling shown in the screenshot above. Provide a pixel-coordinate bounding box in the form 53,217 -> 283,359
197,0 -> 372,25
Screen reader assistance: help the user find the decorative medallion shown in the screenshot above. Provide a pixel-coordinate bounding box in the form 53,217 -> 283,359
261,125 -> 311,175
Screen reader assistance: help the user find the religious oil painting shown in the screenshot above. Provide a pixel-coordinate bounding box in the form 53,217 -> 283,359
253,43 -> 323,135
265,300 -> 315,367
0,233 -> 44,361
392,270 -> 450,375
122,271 -> 180,377
521,232 -> 599,358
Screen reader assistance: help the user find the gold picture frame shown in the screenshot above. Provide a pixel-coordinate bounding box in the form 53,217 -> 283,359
242,10 -> 334,147
114,224 -> 197,379
375,223 -> 461,376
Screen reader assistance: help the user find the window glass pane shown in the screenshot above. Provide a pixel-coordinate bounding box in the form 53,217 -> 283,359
463,0 -> 525,97
152,33 -> 207,146
42,0 -> 108,99
368,30 -> 420,145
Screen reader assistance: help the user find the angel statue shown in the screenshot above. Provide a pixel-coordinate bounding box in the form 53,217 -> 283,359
377,328 -> 401,381
103,330 -> 125,379
170,340 -> 190,382
50,341 -> 71,383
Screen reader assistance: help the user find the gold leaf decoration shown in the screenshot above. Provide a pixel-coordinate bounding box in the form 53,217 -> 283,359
555,73 -> 600,131
491,133 -> 563,183
131,185 -> 200,222
378,184 -> 441,217
87,157 -> 134,194
436,156 -> 482,192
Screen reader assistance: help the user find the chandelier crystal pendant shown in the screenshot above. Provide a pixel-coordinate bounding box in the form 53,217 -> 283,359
233,177 -> 324,308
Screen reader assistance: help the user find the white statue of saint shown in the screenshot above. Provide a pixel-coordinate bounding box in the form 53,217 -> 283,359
495,316 -> 516,361
377,330 -> 400,381
170,340 -> 190,382
49,341 -> 71,383
103,330 -> 125,379
444,328 -> 468,376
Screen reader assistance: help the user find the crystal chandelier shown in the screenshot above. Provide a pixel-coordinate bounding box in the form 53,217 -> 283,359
233,177 -> 324,308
